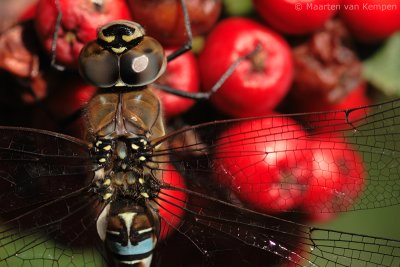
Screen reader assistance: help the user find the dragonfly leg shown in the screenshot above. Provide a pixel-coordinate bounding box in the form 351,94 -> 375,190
49,0 -> 65,70
166,0 -> 193,63
155,44 -> 262,100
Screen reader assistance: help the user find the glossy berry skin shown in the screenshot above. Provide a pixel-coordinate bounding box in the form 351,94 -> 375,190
252,0 -> 341,35
303,136 -> 365,222
151,48 -> 199,120
158,164 -> 187,241
341,0 -> 400,43
199,18 -> 293,118
35,0 -> 131,68
214,116 -> 312,213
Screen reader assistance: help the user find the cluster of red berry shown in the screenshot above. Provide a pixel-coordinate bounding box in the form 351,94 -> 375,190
0,0 -> 399,241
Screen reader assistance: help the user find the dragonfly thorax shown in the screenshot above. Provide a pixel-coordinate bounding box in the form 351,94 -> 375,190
91,137 -> 160,202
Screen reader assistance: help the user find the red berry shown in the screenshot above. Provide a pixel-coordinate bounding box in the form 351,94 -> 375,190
331,83 -> 370,111
341,0 -> 400,43
214,116 -> 312,213
151,48 -> 199,119
35,0 -> 131,68
32,75 -> 97,137
18,2 -> 38,22
127,0 -> 221,46
300,83 -> 371,132
303,135 -> 365,222
199,18 -> 293,118
158,164 -> 187,241
252,0 -> 341,35
45,76 -> 97,120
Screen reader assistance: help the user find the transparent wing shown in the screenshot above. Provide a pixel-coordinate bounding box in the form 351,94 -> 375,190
147,98 -> 400,266
1,98 -> 400,266
0,127 -> 97,213
0,127 -> 108,266
153,169 -> 400,267
151,98 -> 400,214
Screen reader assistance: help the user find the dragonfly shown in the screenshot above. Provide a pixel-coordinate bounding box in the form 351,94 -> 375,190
0,6 -> 400,267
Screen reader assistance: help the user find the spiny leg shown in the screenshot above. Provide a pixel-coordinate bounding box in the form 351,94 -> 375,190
154,44 -> 262,100
166,0 -> 193,63
50,0 -> 65,71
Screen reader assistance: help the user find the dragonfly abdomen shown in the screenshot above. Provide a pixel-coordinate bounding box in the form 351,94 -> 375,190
97,200 -> 160,267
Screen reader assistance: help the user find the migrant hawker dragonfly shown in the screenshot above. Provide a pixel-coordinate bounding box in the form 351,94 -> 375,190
0,18 -> 399,267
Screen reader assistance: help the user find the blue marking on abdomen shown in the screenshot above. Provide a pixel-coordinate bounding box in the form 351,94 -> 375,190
108,237 -> 154,256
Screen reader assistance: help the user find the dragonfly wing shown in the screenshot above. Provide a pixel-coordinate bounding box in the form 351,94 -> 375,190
152,98 -> 400,213
155,180 -> 400,266
0,127 -> 108,266
148,99 -> 400,266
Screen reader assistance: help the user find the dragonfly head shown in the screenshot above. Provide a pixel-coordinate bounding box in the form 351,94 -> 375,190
79,20 -> 167,89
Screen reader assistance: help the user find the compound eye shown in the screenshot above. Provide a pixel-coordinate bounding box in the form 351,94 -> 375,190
120,37 -> 166,87
79,41 -> 119,88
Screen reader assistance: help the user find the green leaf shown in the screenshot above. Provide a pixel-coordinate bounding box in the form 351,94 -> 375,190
363,32 -> 400,96
223,0 -> 253,16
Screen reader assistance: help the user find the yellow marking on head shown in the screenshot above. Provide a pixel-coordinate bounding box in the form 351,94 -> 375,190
103,179 -> 111,186
99,158 -> 106,163
103,145 -> 112,151
139,178 -> 144,184
139,156 -> 146,161
112,47 -> 127,54
99,31 -> 115,43
122,34 -> 135,42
